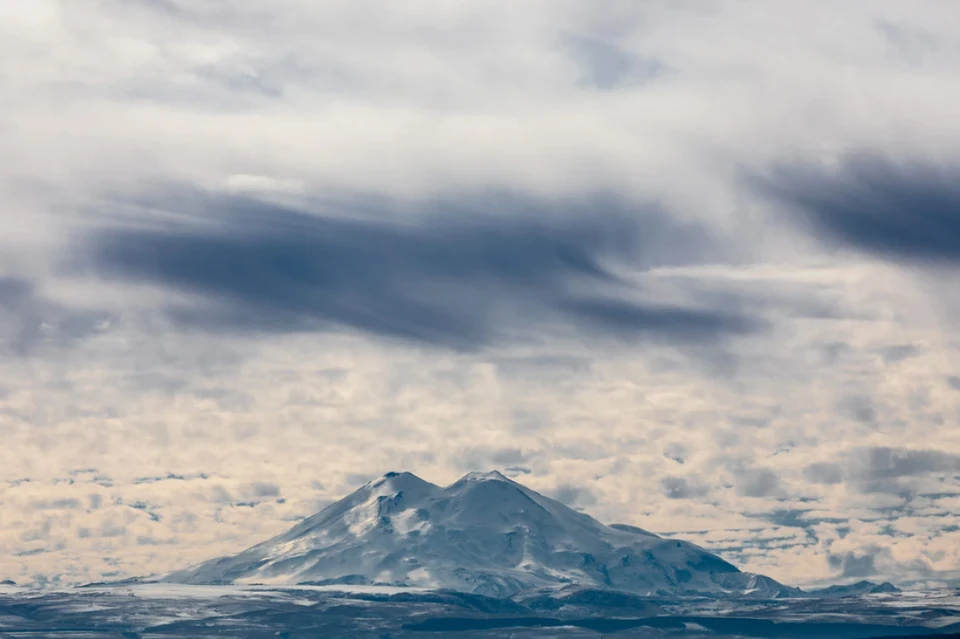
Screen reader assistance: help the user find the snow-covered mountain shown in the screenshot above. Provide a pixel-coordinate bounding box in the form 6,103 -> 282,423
806,580 -> 900,598
165,470 -> 797,597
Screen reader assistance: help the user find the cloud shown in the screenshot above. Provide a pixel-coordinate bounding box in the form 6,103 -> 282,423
663,443 -> 688,465
31,498 -> 83,511
828,547 -> 886,579
246,482 -> 281,499
804,448 -> 960,490
563,35 -> 665,90
837,395 -> 878,426
735,469 -> 782,498
803,463 -> 844,486
0,277 -> 110,355
661,476 -> 709,500
853,448 -> 960,481
756,153 -> 960,265
879,344 -> 920,364
78,188 -> 759,349
550,484 -> 597,509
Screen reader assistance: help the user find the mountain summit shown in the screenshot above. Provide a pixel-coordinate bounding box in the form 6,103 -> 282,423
165,471 -> 794,597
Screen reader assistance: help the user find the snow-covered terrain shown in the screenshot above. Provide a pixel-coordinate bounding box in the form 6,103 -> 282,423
165,470 -> 799,597
808,580 -> 902,598
1,583 -> 958,638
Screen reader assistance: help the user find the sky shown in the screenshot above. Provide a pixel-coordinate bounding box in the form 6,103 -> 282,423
1,0 -> 960,589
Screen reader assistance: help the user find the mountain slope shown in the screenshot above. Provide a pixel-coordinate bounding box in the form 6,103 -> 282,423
165,471 -> 796,597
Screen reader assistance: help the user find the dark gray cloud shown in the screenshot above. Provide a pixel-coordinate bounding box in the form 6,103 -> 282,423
30,498 -> 83,511
79,188 -> 759,349
661,476 -> 709,500
852,447 -> 960,481
247,482 -> 282,498
948,376 -> 960,391
837,395 -> 878,426
804,447 -> 960,489
756,153 -> 960,265
550,483 -> 597,508
828,548 -> 880,578
803,462 -> 844,485
734,468 -> 781,498
879,344 -> 920,364
0,277 -> 110,355
663,442 -> 688,465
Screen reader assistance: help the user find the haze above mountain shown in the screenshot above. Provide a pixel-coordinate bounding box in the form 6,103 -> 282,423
164,471 -> 823,598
